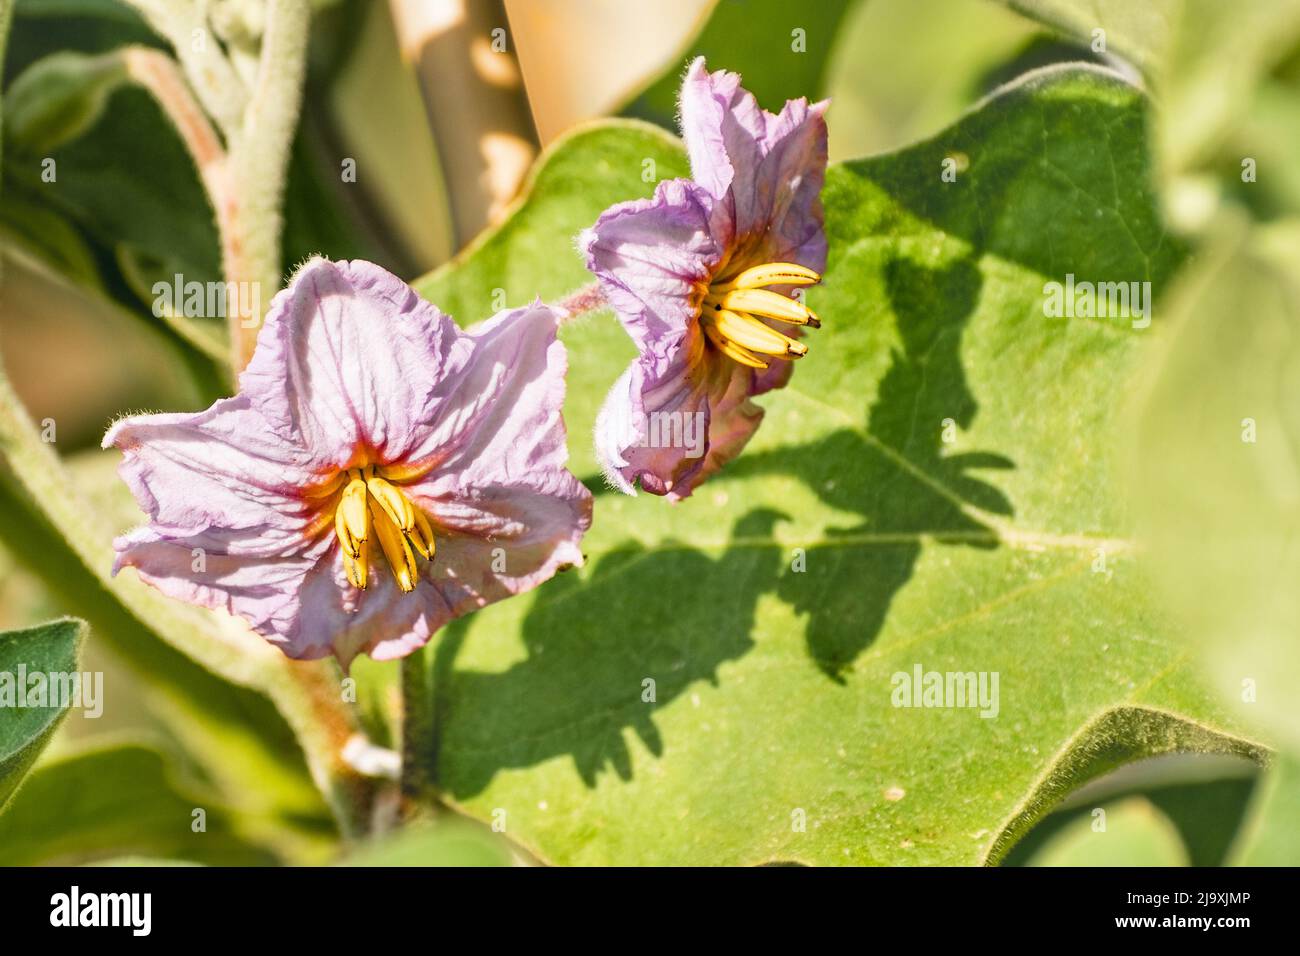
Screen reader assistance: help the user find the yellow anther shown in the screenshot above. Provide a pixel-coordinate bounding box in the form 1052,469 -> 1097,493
718,288 -> 819,326
721,262 -> 820,291
702,321 -> 768,369
342,537 -> 369,590
699,259 -> 820,368
365,473 -> 414,532
335,472 -> 369,557
328,466 -> 434,592
369,500 -> 418,593
712,308 -> 807,357
408,506 -> 436,560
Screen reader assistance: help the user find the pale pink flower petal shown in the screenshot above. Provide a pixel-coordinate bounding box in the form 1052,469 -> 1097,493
584,59 -> 828,499
107,259 -> 591,665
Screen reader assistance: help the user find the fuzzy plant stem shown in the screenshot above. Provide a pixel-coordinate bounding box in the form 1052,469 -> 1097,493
557,281 -> 608,324
120,0 -> 310,372
400,642 -> 441,815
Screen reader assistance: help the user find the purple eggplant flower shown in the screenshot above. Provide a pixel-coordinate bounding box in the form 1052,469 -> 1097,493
105,258 -> 592,666
581,57 -> 828,500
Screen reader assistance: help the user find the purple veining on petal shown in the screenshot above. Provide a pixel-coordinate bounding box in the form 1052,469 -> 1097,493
579,177 -> 722,351
238,257 -> 465,469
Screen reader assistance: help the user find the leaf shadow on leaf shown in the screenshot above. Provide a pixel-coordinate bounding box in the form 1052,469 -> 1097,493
728,255 -> 1014,680
430,508 -> 789,799
421,69 -> 1186,799
429,255 -> 1016,798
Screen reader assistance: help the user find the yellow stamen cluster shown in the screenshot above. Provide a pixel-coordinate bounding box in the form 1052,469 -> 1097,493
332,466 -> 434,592
699,262 -> 821,369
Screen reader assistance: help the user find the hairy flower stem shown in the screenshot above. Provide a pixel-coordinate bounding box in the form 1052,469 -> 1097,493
400,643 -> 440,811
120,0 -> 249,143
121,0 -> 310,373
227,0 -> 310,370
557,281 -> 608,323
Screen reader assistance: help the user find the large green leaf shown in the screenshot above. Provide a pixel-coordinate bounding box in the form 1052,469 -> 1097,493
0,617 -> 82,809
411,64 -> 1261,865
0,741 -> 278,865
